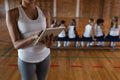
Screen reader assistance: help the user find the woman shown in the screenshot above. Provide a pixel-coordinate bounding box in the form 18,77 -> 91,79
6,0 -> 56,80
106,17 -> 120,47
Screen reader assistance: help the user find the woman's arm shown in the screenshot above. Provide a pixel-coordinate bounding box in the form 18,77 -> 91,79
6,9 -> 39,49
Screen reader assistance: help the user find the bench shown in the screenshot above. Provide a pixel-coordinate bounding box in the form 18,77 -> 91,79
57,37 -> 120,50
57,37 -> 120,42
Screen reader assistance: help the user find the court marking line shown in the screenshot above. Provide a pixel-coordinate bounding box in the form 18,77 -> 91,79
71,65 -> 104,68
2,55 -> 120,59
0,47 -> 12,50
92,66 -> 104,68
1,47 -> 120,59
71,65 -> 83,68
51,56 -> 120,59
113,66 -> 120,68
50,64 -> 60,67
7,63 -> 120,69
8,64 -> 18,67
1,47 -> 14,56
8,64 -> 60,68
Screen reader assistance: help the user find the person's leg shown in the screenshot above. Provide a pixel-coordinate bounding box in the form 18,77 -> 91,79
81,36 -> 85,47
66,41 -> 70,46
75,41 -> 80,47
57,41 -> 61,47
89,41 -> 94,46
101,41 -> 105,46
86,42 -> 90,47
97,41 -> 101,46
100,36 -> 105,46
18,58 -> 36,80
112,36 -> 119,47
64,41 -> 67,47
89,37 -> 94,46
106,35 -> 112,47
110,36 -> 118,47
86,37 -> 92,47
81,41 -> 84,47
110,41 -> 114,47
36,55 -> 50,80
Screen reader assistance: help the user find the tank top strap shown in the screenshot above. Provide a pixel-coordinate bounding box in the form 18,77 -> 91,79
36,6 -> 45,18
18,6 -> 24,19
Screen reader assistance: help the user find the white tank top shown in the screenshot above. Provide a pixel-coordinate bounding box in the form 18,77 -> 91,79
94,25 -> 103,37
109,26 -> 120,36
83,24 -> 92,37
58,25 -> 66,38
68,25 -> 76,38
17,6 -> 50,63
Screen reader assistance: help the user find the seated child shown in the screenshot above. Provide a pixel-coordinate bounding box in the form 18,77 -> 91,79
106,16 -> 120,47
81,18 -> 95,47
66,19 -> 80,47
57,20 -> 67,47
94,18 -> 105,46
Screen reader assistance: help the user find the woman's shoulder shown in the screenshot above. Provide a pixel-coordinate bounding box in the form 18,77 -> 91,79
8,7 -> 18,14
7,7 -> 19,18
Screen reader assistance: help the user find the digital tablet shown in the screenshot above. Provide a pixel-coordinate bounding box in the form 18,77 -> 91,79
33,27 -> 65,46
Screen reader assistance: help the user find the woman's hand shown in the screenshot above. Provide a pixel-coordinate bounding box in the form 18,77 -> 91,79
42,34 -> 58,48
32,31 -> 43,40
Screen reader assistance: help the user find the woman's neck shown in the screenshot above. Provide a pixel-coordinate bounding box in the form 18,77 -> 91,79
21,2 -> 36,10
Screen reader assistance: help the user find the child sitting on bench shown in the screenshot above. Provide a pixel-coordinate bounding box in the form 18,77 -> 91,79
94,18 -> 105,46
66,19 -> 80,47
81,18 -> 95,47
106,16 -> 120,47
57,20 -> 67,47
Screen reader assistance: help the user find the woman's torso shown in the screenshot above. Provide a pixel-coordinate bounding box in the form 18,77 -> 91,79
17,6 -> 50,63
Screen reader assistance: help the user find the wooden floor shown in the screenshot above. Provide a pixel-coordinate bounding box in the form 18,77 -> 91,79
1,27 -> 120,80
